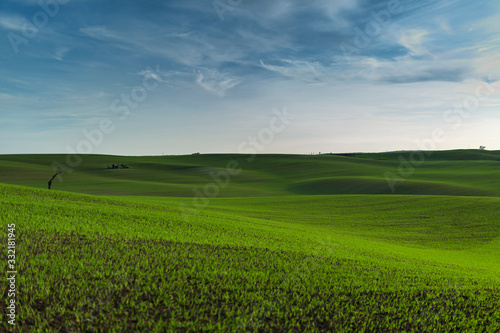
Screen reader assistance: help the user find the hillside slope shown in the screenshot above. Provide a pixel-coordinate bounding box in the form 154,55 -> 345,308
2,183 -> 499,331
1,151 -> 500,197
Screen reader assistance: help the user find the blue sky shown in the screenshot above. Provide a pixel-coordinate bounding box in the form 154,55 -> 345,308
1,0 -> 499,155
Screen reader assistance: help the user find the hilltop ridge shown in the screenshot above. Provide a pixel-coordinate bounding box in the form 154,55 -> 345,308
0,150 -> 499,197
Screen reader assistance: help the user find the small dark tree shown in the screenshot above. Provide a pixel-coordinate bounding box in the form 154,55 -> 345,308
48,168 -> 65,190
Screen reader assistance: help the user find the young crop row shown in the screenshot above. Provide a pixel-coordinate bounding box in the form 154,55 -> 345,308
2,229 -> 499,332
2,183 -> 499,331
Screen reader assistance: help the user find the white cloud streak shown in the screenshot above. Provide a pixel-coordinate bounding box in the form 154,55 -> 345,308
0,13 -> 27,31
398,29 -> 431,57
195,69 -> 240,97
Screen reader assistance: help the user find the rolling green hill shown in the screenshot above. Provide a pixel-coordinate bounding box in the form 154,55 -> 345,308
1,183 -> 499,331
2,151 -> 500,331
0,150 -> 500,197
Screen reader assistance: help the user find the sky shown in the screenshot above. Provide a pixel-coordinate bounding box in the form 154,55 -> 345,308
1,0 -> 500,155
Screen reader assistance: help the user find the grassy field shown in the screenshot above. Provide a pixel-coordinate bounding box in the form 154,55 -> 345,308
1,151 -> 500,331
0,150 -> 500,197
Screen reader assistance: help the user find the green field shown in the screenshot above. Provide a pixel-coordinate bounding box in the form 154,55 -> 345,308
1,150 -> 500,197
1,151 -> 500,331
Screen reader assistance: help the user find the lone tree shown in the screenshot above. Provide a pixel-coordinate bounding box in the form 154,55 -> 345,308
48,168 -> 65,190
480,145 -> 486,150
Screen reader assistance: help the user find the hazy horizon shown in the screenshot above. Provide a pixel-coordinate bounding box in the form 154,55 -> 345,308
0,148 -> 497,158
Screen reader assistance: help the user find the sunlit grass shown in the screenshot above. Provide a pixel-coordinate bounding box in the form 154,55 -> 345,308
2,183 -> 499,331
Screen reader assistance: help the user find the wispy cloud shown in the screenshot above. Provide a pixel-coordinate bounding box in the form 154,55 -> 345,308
378,63 -> 471,84
0,93 -> 16,101
79,26 -> 124,41
260,56 -> 473,85
0,13 -> 26,31
53,47 -> 70,61
138,68 -> 164,83
260,59 -> 327,84
195,69 -> 240,97
314,0 -> 360,27
398,29 -> 431,57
